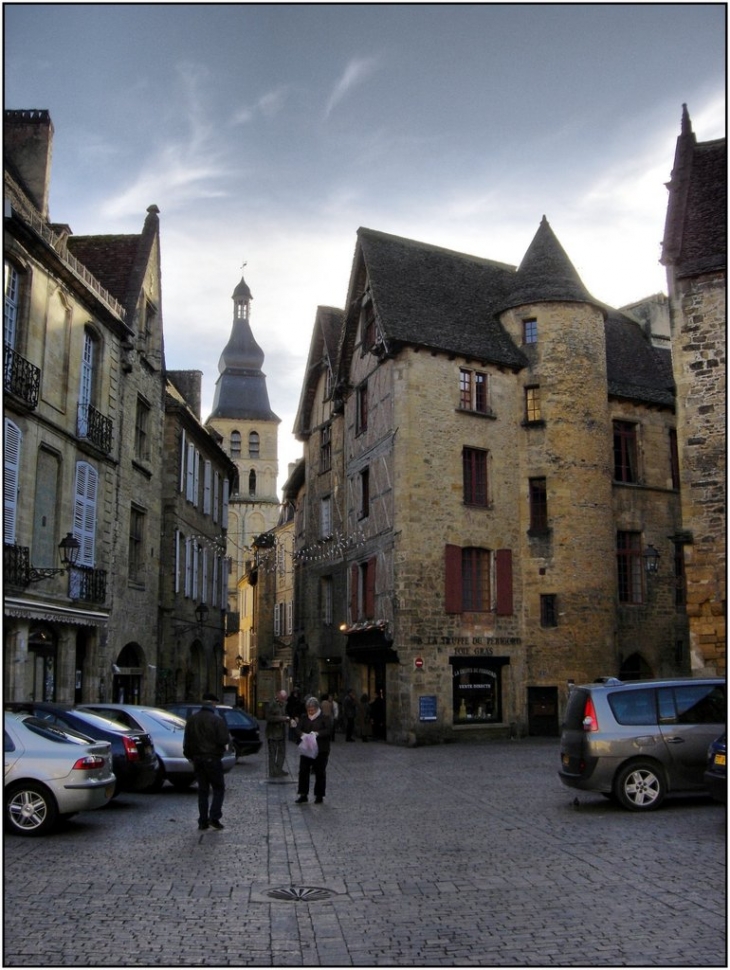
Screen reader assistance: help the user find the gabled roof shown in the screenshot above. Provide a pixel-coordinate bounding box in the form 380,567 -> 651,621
661,104 -> 726,278
604,308 -> 675,407
343,227 -> 526,371
293,305 -> 344,438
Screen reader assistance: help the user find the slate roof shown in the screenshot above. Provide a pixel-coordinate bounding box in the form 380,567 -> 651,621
356,228 -> 526,369
604,308 -> 675,407
293,305 -> 344,437
662,105 -> 727,278
67,233 -> 142,305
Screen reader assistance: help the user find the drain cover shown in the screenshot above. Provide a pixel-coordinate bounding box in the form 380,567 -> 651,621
267,886 -> 333,902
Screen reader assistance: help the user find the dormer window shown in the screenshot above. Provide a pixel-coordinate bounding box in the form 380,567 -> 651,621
523,318 -> 538,344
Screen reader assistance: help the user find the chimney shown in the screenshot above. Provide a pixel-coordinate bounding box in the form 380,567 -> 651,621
4,110 -> 54,220
168,370 -> 203,420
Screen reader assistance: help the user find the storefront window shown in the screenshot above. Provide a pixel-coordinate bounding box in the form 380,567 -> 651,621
451,658 -> 505,723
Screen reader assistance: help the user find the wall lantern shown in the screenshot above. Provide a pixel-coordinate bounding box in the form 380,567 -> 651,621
28,532 -> 81,582
194,602 -> 209,625
643,544 -> 661,574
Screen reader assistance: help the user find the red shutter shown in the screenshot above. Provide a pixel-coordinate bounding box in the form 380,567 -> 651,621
496,549 -> 513,615
365,556 -> 377,617
351,563 -> 359,622
444,544 -> 462,614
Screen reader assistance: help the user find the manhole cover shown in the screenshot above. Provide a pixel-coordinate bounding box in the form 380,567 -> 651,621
267,886 -> 333,902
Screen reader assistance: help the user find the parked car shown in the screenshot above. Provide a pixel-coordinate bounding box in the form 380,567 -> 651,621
4,712 -> 115,836
5,703 -> 158,795
559,678 -> 726,811
78,704 -> 235,790
704,733 -> 726,803
165,704 -> 262,758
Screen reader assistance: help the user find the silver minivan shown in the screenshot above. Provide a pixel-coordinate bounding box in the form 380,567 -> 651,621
559,678 -> 725,810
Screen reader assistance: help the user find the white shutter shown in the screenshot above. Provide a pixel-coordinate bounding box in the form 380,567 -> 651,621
274,603 -> 281,637
193,450 -> 200,507
192,542 -> 199,599
203,461 -> 212,515
213,471 -> 220,523
212,553 -> 218,606
186,443 -> 195,502
286,601 -> 293,635
222,478 -> 229,528
3,419 -> 21,544
73,462 -> 98,567
184,536 -> 192,597
174,530 -> 180,594
202,547 -> 208,602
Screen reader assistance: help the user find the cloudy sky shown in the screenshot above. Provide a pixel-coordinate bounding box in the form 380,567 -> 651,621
5,3 -> 726,488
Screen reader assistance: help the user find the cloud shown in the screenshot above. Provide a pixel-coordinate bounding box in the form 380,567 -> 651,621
230,86 -> 289,126
324,56 -> 379,119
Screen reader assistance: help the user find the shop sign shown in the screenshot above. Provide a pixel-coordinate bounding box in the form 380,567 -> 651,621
419,695 -> 437,721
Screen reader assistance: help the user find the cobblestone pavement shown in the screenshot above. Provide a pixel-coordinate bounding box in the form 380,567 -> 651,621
4,735 -> 726,967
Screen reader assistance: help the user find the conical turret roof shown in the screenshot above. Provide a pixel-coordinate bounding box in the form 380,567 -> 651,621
501,216 -> 599,311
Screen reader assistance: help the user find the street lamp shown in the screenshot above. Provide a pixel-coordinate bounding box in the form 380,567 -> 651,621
194,601 -> 209,625
643,544 -> 661,574
27,532 -> 81,582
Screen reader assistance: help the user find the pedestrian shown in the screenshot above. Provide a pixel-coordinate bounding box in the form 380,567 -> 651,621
182,692 -> 230,831
357,692 -> 372,741
286,688 -> 305,741
343,688 -> 357,742
292,696 -> 331,804
266,689 -> 289,777
320,692 -> 334,742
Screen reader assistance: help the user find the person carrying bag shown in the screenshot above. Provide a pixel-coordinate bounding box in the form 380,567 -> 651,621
292,696 -> 330,804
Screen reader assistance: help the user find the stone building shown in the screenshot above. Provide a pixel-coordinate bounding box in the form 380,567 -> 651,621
156,372 -> 236,703
206,271 -> 281,706
661,104 -> 726,675
294,219 -> 688,744
3,109 -> 165,704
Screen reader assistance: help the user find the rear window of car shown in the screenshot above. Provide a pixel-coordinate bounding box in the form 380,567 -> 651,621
221,710 -> 255,727
607,688 -> 657,726
146,711 -> 187,731
21,716 -> 93,744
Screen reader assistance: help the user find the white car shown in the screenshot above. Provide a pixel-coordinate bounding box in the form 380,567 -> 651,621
4,712 -> 116,836
78,704 -> 236,790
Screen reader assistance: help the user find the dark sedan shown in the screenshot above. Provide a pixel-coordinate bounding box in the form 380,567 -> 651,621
5,703 -> 158,795
165,704 -> 262,758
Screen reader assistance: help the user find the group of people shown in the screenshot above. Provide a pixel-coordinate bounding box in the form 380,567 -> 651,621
182,686 -> 386,829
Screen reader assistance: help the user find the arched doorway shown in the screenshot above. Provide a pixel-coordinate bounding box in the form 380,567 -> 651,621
112,642 -> 144,703
619,652 -> 654,681
186,640 -> 205,700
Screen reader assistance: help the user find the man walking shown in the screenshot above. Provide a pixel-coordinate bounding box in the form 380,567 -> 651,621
183,692 -> 230,830
266,690 -> 289,777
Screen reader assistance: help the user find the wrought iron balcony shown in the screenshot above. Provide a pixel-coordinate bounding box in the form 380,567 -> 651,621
68,565 -> 107,604
4,543 -> 31,587
77,403 -> 113,453
4,348 -> 40,409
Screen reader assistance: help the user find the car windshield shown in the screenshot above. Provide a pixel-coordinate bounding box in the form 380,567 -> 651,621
68,710 -> 131,733
145,710 -> 187,731
221,709 -> 255,727
21,716 -> 93,745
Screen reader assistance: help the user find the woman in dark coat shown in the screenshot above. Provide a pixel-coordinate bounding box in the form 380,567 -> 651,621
292,696 -> 331,804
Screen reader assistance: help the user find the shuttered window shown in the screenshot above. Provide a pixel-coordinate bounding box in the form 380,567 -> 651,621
445,545 -> 513,615
3,419 -> 21,544
73,461 -> 98,567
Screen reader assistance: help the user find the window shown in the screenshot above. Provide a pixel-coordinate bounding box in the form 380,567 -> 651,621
361,297 -> 377,350
351,557 -> 376,621
523,318 -> 537,344
461,547 -> 491,612
320,496 -> 332,538
324,365 -> 333,400
141,300 -> 157,355
657,684 -> 725,725
608,688 -> 657,726
613,421 -> 638,483
134,397 -> 150,461
459,369 -> 489,414
203,461 -> 212,515
673,542 -> 686,610
230,431 -> 241,457
451,658 -> 504,723
356,382 -> 368,435
4,418 -> 22,544
617,531 -> 643,604
128,506 -> 145,584
444,546 -> 513,614
525,386 -> 541,422
529,477 -> 548,532
320,425 -> 331,472
73,462 -> 98,567
248,469 -> 256,497
359,467 -> 370,519
4,261 -> 19,350
322,576 -> 333,626
540,594 -> 558,628
669,429 -> 680,489
32,449 -> 60,568
248,431 -> 260,458
463,447 -> 488,507
77,328 -> 99,438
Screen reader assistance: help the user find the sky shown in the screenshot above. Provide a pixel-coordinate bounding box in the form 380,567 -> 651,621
4,3 -> 726,492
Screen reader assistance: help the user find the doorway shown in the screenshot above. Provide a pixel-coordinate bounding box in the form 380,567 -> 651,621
527,686 -> 559,737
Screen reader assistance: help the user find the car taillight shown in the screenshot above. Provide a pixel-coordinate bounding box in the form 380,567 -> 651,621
122,736 -> 140,761
72,755 -> 106,770
582,698 -> 599,732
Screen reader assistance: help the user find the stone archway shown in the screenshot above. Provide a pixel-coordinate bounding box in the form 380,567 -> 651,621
619,652 -> 654,681
112,642 -> 144,703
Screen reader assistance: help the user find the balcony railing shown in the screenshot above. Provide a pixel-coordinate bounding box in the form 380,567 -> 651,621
4,348 -> 40,409
68,565 -> 107,604
4,544 -> 106,603
77,403 -> 113,453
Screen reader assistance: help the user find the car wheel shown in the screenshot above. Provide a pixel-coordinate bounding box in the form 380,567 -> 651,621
614,760 -> 666,811
6,782 -> 59,836
145,765 -> 166,793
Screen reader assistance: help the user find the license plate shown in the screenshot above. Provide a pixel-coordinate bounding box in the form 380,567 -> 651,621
714,753 -> 726,767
